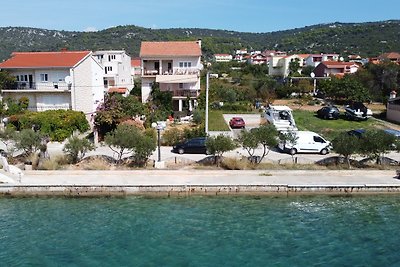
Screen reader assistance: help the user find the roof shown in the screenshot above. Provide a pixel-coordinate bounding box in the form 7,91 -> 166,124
108,87 -> 127,94
0,51 -> 91,69
131,58 -> 141,67
214,54 -> 231,57
322,61 -> 358,68
379,52 -> 400,59
140,41 -> 201,57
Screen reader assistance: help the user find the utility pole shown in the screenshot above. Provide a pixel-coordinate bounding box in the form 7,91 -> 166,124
205,71 -> 209,134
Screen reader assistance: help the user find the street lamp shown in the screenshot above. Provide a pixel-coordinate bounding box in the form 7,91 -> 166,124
310,72 -> 316,96
151,122 -> 165,168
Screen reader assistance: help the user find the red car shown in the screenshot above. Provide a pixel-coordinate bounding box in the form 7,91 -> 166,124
229,117 -> 246,129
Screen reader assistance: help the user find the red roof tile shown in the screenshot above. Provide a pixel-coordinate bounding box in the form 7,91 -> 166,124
108,87 -> 127,94
131,58 -> 141,67
140,41 -> 202,57
0,51 -> 91,69
322,61 -> 357,68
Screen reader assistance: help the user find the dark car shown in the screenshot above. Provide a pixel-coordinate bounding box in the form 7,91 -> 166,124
347,129 -> 366,138
229,117 -> 246,129
316,106 -> 340,120
172,137 -> 208,154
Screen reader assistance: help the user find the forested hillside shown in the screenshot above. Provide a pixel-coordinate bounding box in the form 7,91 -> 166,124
0,20 -> 399,61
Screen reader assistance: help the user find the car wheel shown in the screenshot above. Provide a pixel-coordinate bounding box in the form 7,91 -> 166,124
320,148 -> 328,155
289,148 -> 297,155
178,148 -> 184,154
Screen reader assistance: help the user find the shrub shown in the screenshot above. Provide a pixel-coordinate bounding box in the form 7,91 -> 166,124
161,127 -> 185,146
13,129 -> 42,157
206,134 -> 237,166
105,124 -> 156,166
9,110 -> 89,141
63,135 -> 95,164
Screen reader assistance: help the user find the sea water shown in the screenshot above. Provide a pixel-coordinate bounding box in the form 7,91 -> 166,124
0,195 -> 399,266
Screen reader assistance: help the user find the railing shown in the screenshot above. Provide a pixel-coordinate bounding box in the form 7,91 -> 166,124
142,68 -> 200,76
28,104 -> 71,111
6,82 -> 71,91
172,90 -> 199,97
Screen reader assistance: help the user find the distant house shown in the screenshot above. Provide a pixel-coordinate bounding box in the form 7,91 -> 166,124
313,61 -> 359,77
0,51 -> 104,121
304,53 -> 340,67
248,53 -> 268,65
92,50 -> 133,96
139,40 -> 202,112
378,52 -> 400,63
131,57 -> 142,78
214,54 -> 232,62
268,54 -> 304,77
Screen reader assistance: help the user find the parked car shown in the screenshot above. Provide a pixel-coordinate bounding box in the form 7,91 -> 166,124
229,117 -> 246,129
278,131 -> 331,155
316,106 -> 340,120
346,129 -> 366,138
344,102 -> 373,121
172,137 -> 208,154
263,105 -> 297,131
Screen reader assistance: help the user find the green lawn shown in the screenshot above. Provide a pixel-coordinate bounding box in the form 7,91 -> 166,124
207,108 -> 387,140
293,110 -> 383,140
208,110 -> 230,131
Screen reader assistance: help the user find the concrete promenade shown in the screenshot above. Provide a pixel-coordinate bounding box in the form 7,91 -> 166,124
1,169 -> 400,196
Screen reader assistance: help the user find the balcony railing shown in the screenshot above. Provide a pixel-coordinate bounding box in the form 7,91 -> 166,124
5,82 -> 71,91
28,104 -> 71,111
172,90 -> 199,97
142,68 -> 200,76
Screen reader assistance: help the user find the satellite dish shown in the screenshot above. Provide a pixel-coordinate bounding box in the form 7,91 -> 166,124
310,72 -> 315,78
199,63 -> 204,70
339,57 -> 344,62
65,76 -> 72,84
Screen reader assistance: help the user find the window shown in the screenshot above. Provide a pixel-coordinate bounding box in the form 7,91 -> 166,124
179,83 -> 183,89
179,62 -> 192,68
105,66 -> 113,74
313,136 -> 326,143
108,55 -> 116,61
40,73 -> 48,82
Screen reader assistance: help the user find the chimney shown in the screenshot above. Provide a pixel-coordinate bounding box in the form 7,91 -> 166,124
390,90 -> 397,99
196,39 -> 202,48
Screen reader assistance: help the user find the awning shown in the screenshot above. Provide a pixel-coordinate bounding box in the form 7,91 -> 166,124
156,75 -> 198,83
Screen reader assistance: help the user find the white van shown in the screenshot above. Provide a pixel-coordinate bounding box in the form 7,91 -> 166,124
278,131 -> 331,155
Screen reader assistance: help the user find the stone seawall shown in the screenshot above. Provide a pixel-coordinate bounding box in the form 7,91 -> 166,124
1,184 -> 400,197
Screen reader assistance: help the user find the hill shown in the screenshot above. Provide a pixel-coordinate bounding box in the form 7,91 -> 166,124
0,20 -> 399,61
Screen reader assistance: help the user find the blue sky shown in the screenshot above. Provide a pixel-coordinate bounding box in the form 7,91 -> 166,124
0,0 -> 398,33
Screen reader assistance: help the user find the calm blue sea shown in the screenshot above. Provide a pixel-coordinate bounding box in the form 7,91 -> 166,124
0,195 -> 399,267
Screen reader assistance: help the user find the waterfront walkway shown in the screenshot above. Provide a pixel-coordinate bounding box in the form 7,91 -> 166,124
1,169 -> 400,196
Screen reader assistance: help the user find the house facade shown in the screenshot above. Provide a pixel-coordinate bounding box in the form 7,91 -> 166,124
313,61 -> 359,77
268,54 -> 304,77
0,51 -> 104,120
92,50 -> 133,96
140,40 -> 202,112
304,53 -> 340,68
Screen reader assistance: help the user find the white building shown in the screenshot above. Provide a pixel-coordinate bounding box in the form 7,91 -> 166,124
214,54 -> 233,62
0,51 -> 104,121
268,55 -> 304,77
92,50 -> 133,96
140,40 -> 202,112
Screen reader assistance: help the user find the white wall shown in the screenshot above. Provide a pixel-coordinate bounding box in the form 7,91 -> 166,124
72,55 -> 104,115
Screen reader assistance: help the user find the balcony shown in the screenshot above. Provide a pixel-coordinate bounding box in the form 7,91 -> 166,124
2,82 -> 72,92
171,90 -> 199,98
142,67 -> 200,77
28,104 -> 71,111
